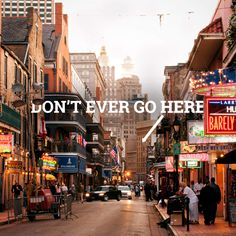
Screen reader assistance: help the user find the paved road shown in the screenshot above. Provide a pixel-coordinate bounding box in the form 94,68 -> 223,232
0,195 -> 168,236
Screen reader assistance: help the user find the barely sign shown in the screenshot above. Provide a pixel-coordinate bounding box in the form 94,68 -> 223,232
205,97 -> 236,135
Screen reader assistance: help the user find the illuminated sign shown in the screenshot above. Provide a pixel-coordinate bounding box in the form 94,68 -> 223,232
180,161 -> 202,169
7,161 -> 22,171
180,141 -> 196,153
205,97 -> 236,135
0,134 -> 13,153
41,155 -> 57,171
187,120 -> 236,144
179,153 -> 208,162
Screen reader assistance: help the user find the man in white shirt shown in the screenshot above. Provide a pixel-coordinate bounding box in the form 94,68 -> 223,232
179,182 -> 199,224
194,179 -> 203,197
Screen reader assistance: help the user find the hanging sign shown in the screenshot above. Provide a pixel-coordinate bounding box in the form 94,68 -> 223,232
205,97 -> 236,135
0,134 -> 13,153
40,155 -> 57,171
7,161 -> 22,171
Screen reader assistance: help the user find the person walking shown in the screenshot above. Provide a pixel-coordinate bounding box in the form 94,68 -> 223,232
194,179 -> 204,212
179,182 -> 199,224
210,177 -> 221,224
144,181 -> 151,201
200,180 -> 215,225
12,181 -> 23,199
78,182 -> 84,203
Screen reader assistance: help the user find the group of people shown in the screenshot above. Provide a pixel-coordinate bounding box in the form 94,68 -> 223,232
11,180 -> 86,205
178,177 -> 221,225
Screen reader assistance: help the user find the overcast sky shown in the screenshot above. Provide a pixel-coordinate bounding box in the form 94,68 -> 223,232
58,0 -> 219,112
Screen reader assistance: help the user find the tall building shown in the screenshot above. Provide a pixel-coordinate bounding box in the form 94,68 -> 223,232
117,58 -> 150,181
70,53 -> 106,102
98,46 -> 121,138
136,120 -> 155,182
2,0 -> 55,23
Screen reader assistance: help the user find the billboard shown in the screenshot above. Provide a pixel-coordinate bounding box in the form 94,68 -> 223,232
188,120 -> 236,144
205,97 -> 236,135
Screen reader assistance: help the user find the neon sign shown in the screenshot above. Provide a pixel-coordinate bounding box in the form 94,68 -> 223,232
205,97 -> 236,135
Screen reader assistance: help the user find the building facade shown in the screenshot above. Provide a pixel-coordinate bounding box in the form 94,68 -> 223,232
98,47 -> 121,138
2,0 -> 54,23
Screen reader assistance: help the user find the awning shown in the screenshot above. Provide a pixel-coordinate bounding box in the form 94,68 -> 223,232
216,149 -> 236,164
188,32 -> 224,70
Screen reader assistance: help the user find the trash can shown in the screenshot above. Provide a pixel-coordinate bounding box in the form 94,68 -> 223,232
167,195 -> 185,226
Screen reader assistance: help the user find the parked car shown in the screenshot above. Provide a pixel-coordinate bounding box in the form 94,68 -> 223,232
85,185 -> 122,202
118,185 -> 132,199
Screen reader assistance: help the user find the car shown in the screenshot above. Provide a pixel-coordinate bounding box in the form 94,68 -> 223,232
118,185 -> 132,199
85,185 -> 122,202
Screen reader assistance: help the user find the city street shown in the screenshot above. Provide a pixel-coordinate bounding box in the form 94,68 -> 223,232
0,195 -> 168,236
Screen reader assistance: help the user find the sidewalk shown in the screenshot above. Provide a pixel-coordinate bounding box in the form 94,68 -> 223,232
155,204 -> 236,236
0,210 -> 17,225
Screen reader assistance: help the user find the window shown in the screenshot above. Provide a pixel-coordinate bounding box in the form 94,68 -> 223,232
33,63 -> 37,83
14,64 -> 18,83
44,74 -> 49,91
28,57 -> 32,73
35,24 -> 38,47
4,55 -> 7,89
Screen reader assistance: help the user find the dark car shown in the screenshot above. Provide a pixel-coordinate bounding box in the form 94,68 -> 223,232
85,185 -> 122,202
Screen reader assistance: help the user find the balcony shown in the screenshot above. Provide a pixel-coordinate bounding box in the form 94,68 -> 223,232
45,112 -> 86,131
50,140 -> 86,158
86,152 -> 105,166
0,104 -> 21,130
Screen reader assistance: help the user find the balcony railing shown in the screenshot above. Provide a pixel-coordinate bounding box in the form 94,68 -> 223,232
45,112 -> 86,128
50,140 -> 86,156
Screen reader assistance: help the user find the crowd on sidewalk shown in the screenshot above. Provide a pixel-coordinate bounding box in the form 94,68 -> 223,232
144,176 -> 221,226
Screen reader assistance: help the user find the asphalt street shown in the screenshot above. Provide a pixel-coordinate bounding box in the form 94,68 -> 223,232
0,194 -> 168,236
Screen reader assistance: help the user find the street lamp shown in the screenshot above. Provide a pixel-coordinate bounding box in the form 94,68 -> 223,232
172,115 -> 181,193
11,82 -> 44,184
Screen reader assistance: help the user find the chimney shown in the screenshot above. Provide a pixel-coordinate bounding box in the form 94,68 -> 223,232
55,3 -> 63,35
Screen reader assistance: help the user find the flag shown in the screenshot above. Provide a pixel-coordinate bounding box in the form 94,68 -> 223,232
83,138 -> 87,147
110,146 -> 117,159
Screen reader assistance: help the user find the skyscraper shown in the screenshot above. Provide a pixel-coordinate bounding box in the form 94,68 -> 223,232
2,0 -> 55,23
98,46 -> 121,138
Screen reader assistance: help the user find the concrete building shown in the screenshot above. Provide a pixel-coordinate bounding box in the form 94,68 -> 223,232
2,0 -> 54,23
98,46 -> 121,138
70,53 -> 106,102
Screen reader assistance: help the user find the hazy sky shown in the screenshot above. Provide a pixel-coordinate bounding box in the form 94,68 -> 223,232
58,0 -> 219,111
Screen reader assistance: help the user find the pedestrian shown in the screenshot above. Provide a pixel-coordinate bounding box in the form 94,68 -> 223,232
210,177 -> 221,224
49,181 -> 56,196
144,181 -> 151,201
194,179 -> 204,212
135,184 -> 140,197
78,182 -> 84,203
61,182 -> 68,194
11,181 -> 23,199
70,183 -> 76,200
179,182 -> 199,224
200,179 -> 215,225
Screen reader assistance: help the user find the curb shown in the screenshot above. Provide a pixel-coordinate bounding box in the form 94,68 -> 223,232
0,218 -> 16,226
154,204 -> 179,236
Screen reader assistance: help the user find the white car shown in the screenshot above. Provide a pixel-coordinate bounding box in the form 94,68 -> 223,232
118,185 -> 132,200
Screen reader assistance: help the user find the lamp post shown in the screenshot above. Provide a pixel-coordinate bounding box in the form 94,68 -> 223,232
173,116 -> 181,193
